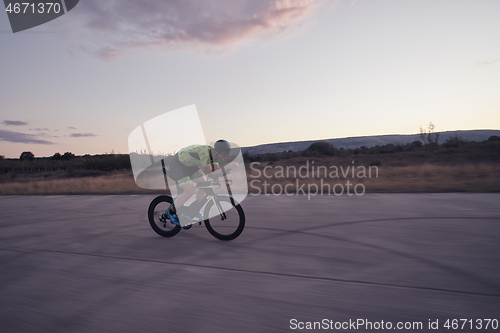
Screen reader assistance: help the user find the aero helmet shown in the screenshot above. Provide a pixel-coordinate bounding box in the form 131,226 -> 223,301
214,139 -> 231,156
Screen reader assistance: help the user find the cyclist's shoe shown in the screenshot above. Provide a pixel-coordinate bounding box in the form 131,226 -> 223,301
165,210 -> 180,226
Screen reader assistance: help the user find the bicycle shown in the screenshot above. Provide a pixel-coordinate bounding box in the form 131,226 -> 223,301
147,168 -> 245,241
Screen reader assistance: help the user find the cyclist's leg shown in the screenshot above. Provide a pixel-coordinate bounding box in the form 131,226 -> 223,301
188,175 -> 208,220
173,180 -> 195,209
170,180 -> 196,226
169,154 -> 202,208
192,174 -> 208,201
172,170 -> 206,219
196,188 -> 205,201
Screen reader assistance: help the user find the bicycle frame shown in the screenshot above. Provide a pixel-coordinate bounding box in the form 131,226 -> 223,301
194,182 -> 227,220
161,161 -> 236,222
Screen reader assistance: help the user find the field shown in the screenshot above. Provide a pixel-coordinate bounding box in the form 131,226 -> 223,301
0,159 -> 499,195
1,137 -> 499,195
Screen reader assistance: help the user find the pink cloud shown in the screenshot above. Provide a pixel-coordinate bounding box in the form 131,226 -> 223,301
59,0 -> 322,60
67,126 -> 77,129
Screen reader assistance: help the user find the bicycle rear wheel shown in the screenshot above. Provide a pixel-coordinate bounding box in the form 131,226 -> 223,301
204,196 -> 245,241
148,196 -> 181,237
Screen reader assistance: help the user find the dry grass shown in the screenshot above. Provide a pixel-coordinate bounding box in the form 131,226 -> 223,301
364,164 -> 500,192
246,162 -> 500,194
0,171 -> 165,195
0,162 -> 499,195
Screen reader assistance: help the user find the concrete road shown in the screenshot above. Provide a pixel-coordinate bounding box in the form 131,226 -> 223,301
0,194 -> 499,332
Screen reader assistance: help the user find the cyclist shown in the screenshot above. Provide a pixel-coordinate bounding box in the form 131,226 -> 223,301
165,140 -> 238,225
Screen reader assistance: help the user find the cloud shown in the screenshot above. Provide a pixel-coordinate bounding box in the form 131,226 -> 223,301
60,0 -> 322,61
36,132 -> 59,138
70,133 -> 96,137
67,126 -> 77,129
476,58 -> 500,66
2,120 -> 28,126
29,128 -> 50,131
0,129 -> 55,145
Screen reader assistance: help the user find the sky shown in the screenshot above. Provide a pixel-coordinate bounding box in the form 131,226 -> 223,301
1,0 -> 499,158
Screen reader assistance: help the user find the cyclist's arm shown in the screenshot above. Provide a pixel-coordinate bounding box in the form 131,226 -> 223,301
199,164 -> 216,175
198,162 -> 238,175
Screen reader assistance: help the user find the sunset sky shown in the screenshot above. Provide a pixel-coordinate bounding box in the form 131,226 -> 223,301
1,0 -> 499,158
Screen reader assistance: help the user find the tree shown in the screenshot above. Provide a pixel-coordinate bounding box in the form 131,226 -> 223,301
20,151 -> 35,161
419,122 -> 439,145
61,152 -> 75,160
242,151 -> 250,162
51,152 -> 62,160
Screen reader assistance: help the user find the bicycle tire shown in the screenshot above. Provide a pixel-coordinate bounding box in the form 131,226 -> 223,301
148,195 -> 181,237
204,196 -> 245,241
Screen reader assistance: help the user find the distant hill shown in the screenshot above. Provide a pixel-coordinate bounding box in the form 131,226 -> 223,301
241,130 -> 500,155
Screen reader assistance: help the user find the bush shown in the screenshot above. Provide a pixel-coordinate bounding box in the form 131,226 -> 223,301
82,154 -> 131,171
443,136 -> 467,148
410,141 -> 423,150
304,141 -> 336,156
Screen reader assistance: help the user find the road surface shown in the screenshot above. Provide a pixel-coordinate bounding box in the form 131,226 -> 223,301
1,194 -> 499,332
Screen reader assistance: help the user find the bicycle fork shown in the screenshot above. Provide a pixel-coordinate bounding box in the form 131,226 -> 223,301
210,196 -> 227,220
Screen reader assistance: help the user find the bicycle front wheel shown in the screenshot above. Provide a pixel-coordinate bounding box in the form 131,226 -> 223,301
204,196 -> 245,241
148,195 -> 181,237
